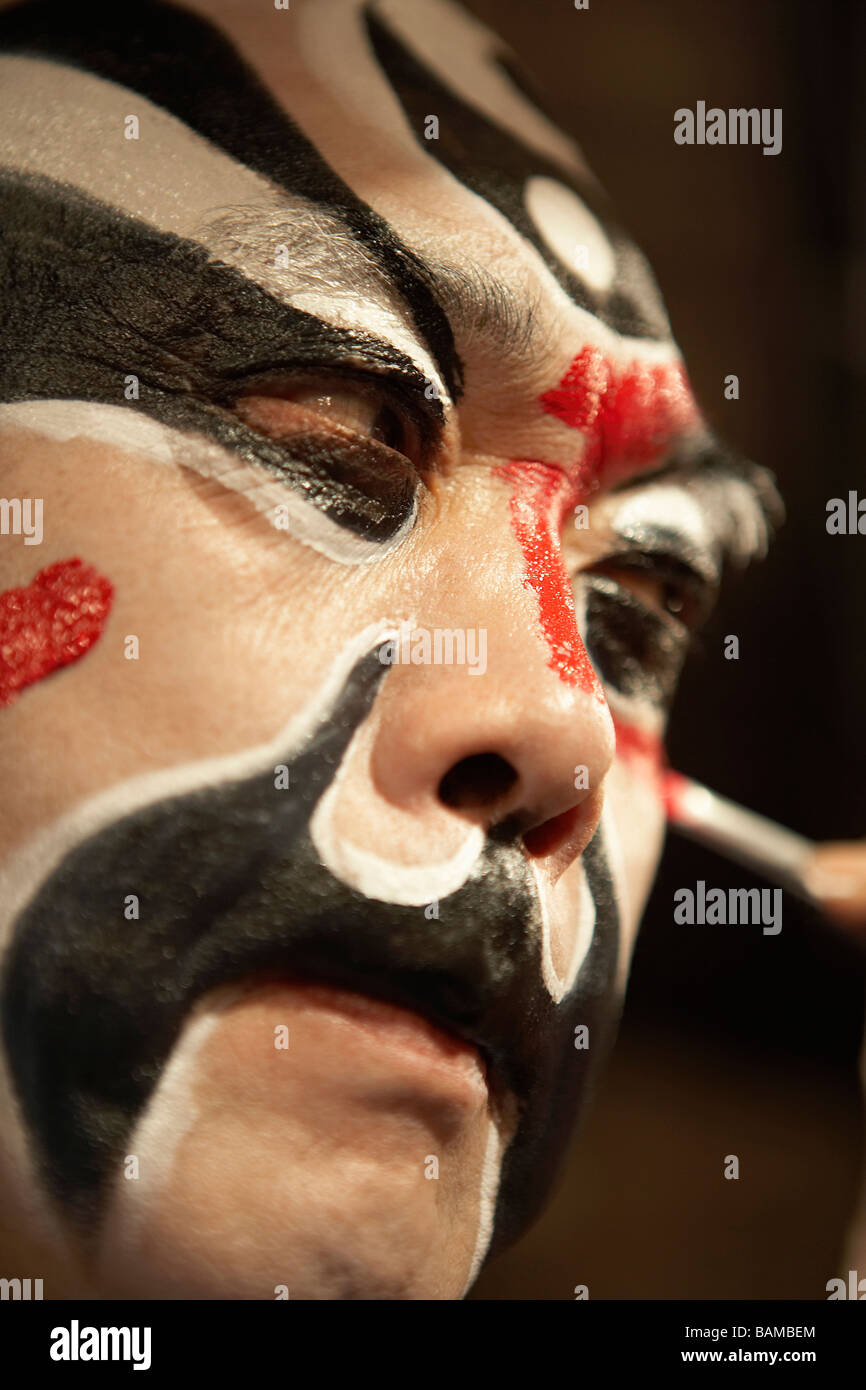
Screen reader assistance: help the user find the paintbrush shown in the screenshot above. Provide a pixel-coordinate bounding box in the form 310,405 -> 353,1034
663,771 -> 820,903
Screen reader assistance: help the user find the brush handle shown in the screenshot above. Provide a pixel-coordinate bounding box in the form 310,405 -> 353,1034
665,773 -> 817,901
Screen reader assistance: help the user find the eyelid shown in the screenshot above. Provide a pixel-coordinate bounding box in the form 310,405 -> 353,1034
582,548 -> 719,628
587,545 -> 715,589
220,361 -> 447,465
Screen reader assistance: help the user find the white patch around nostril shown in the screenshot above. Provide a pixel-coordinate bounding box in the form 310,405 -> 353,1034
310,761 -> 485,905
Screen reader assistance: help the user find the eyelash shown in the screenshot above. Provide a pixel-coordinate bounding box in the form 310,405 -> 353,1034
579,557 -> 714,706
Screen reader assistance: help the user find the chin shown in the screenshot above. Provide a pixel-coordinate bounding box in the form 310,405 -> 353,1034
91,982 -> 505,1300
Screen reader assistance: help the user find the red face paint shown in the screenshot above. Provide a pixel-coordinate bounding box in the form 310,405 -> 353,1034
540,346 -> 699,493
501,347 -> 699,689
611,716 -> 668,795
0,558 -> 113,708
611,717 -> 664,765
660,768 -> 690,820
611,721 -> 695,824
495,459 -> 603,695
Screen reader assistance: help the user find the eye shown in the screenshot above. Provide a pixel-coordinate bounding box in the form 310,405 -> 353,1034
578,554 -> 716,706
217,371 -> 437,548
585,557 -> 706,629
230,377 -> 425,468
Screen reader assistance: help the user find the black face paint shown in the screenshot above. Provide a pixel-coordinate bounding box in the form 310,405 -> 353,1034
0,174 -> 431,544
0,0 -> 629,1260
583,575 -> 693,707
2,643 -> 619,1251
0,0 -> 464,403
364,6 -> 671,343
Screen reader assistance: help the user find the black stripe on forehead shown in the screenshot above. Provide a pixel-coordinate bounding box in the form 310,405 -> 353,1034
1,172 -> 437,545
0,0 -> 463,401
365,7 -> 671,343
2,639 -> 619,1250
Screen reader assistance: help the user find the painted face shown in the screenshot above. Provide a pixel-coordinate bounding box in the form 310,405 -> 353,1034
0,0 -> 775,1298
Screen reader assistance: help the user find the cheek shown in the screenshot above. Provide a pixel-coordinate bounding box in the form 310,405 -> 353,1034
0,434 -> 395,857
603,752 -> 667,988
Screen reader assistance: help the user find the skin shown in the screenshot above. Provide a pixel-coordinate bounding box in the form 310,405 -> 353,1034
807,844 -> 866,932
0,0 -> 776,1299
806,843 -> 866,1280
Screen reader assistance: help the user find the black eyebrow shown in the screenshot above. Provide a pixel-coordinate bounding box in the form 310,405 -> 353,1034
418,260 -> 545,361
0,0 -> 465,404
611,437 -> 783,522
0,169 -> 448,448
611,438 -> 757,491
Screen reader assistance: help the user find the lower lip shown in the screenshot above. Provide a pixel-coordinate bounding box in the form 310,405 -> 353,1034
225,978 -> 488,1097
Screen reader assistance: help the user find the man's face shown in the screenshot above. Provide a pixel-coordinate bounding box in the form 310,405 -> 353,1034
0,0 -> 770,1298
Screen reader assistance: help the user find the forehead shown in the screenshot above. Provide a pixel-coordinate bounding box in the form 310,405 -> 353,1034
0,0 -> 700,482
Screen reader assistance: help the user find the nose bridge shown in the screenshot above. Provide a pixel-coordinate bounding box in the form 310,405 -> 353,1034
489,457 -> 603,698
370,462 -> 616,821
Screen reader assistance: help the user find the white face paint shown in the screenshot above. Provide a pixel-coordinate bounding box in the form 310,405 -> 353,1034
0,0 -> 775,1301
311,785 -> 486,904
0,620 -> 404,964
532,857 -> 598,1003
370,0 -> 592,180
463,1114 -> 512,1293
0,401 -> 418,566
524,175 -> 617,293
95,1005 -> 222,1248
309,646 -> 488,904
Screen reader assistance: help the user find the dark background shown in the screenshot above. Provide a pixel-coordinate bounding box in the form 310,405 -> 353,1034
467,0 -> 866,1298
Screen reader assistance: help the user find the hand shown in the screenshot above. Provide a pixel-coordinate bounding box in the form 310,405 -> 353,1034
805,842 -> 866,931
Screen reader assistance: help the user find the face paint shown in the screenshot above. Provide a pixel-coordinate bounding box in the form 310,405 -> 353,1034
0,559 -> 113,708
365,1 -> 672,341
612,716 -> 667,782
0,0 -> 777,1291
0,1 -> 462,402
2,637 -> 619,1253
540,347 -> 700,493
0,175 -> 435,551
495,459 -> 603,692
496,356 -> 700,695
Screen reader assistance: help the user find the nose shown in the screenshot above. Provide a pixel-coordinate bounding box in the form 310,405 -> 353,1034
375,458 -> 614,853
310,460 -> 616,898
367,612 -> 613,858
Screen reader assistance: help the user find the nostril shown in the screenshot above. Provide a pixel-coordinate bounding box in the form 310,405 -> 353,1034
523,805 -> 582,858
438,752 -> 519,811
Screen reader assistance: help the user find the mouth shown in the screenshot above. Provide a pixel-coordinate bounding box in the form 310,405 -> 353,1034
212,973 -> 492,1104
201,967 -> 501,1114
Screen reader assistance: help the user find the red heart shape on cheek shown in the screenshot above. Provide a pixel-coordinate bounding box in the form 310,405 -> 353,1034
0,558 -> 114,709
